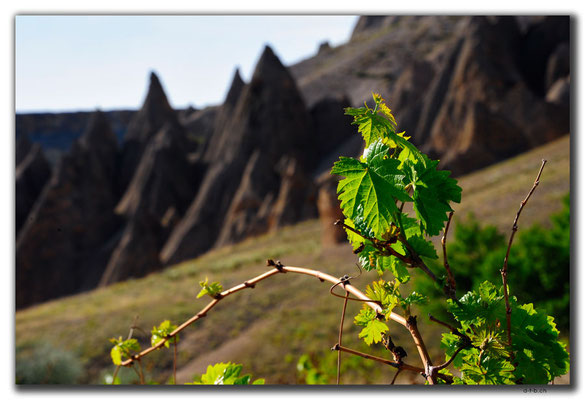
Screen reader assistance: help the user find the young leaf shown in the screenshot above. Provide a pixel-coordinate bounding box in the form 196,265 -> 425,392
358,319 -> 389,346
151,320 -> 179,348
365,279 -> 399,310
109,337 -> 141,366
402,156 -> 462,236
378,251 -> 410,283
189,362 -> 264,385
197,277 -> 223,299
332,140 -> 410,237
110,345 -> 122,366
447,281 -> 505,329
402,291 -> 429,307
354,305 -> 389,345
354,306 -> 377,327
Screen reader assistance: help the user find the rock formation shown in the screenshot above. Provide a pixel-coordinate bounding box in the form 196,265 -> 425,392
16,111 -> 120,308
419,16 -> 569,175
202,68 -> 245,163
15,142 -> 51,235
15,16 -> 571,308
15,134 -> 33,166
100,120 -> 203,286
118,72 -> 181,193
161,45 -> 314,265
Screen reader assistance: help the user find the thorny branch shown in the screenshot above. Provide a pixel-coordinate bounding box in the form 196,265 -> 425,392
501,160 -> 547,354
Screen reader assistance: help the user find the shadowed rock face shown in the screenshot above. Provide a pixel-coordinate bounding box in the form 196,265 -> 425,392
418,16 -> 569,175
16,111 -> 121,309
118,72 -> 181,193
100,121 -> 204,286
16,134 -> 33,167
161,45 -> 315,265
15,143 -> 51,235
202,68 -> 245,163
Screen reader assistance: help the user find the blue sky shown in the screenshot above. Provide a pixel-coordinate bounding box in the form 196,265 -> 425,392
15,15 -> 358,113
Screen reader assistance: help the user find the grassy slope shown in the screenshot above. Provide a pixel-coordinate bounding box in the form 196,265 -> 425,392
15,135 -> 570,385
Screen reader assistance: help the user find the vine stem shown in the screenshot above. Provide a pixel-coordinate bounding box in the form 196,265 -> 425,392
336,289 -> 349,385
501,160 -> 546,352
173,339 -> 177,385
117,263 -> 437,383
119,264 -> 407,367
442,211 -> 456,297
333,344 -> 452,383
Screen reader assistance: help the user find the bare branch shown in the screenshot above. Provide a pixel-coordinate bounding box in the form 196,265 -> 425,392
501,160 -> 547,352
336,289 -> 349,384
119,264 -> 407,367
442,211 -> 456,297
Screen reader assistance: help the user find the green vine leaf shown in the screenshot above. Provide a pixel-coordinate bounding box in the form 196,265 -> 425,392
402,291 -> 429,307
332,140 -> 410,237
402,155 -> 462,236
189,362 -> 264,385
151,320 -> 179,348
345,93 -> 425,166
354,306 -> 388,345
109,337 -> 141,366
197,277 -> 223,299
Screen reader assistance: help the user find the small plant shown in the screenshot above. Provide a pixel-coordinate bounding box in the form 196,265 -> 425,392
108,93 -> 569,385
189,362 -> 264,385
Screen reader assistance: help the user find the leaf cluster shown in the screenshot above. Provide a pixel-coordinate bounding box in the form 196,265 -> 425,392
441,281 -> 569,384
197,277 -> 223,299
109,337 -> 141,366
151,320 -> 179,348
332,94 -> 460,289
416,194 -> 570,332
189,362 -> 264,385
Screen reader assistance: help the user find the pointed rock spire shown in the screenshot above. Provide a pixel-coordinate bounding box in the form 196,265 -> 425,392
202,68 -> 246,162
16,133 -> 33,167
16,110 -> 122,309
80,110 -> 117,149
15,143 -> 51,235
251,45 -> 286,81
119,71 -> 180,192
224,68 -> 245,108
161,45 -> 314,265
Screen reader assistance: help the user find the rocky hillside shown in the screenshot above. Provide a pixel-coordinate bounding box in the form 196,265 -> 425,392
15,15 -> 570,309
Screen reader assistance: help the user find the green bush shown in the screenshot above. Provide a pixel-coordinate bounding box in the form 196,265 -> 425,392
16,342 -> 83,384
415,193 -> 570,331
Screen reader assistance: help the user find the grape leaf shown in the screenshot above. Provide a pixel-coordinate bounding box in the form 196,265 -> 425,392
359,319 -> 389,346
378,251 -> 410,283
354,306 -> 377,327
402,291 -> 428,306
402,156 -> 462,236
509,300 -> 569,383
109,337 -> 141,366
345,94 -> 425,166
447,281 -> 505,329
332,140 -> 410,237
151,320 -> 179,348
189,362 -> 264,385
365,279 -> 399,310
197,277 -> 223,299
354,305 -> 389,345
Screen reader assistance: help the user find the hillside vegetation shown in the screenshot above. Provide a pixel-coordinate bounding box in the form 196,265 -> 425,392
15,135 -> 570,384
